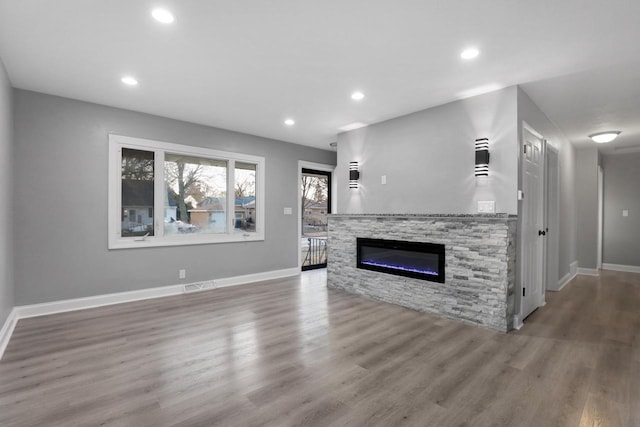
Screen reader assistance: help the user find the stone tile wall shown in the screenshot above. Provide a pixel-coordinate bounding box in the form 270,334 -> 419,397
327,214 -> 517,331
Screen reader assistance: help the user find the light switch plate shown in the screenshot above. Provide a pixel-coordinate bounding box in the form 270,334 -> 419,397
284,207 -> 293,215
478,201 -> 496,213
623,209 -> 629,217
381,175 -> 387,185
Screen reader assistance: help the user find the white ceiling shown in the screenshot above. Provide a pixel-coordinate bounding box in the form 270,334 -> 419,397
1,0 -> 639,150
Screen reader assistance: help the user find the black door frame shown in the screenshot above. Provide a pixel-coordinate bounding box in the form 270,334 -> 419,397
301,168 -> 332,271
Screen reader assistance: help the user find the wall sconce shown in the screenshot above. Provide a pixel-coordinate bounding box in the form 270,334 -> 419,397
475,138 -> 490,177
349,161 -> 360,189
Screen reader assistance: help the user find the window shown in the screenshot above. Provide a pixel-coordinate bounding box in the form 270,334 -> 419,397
235,162 -> 256,232
109,134 -> 265,249
121,148 -> 154,237
164,153 -> 228,236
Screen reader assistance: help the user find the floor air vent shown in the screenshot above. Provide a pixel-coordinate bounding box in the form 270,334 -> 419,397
183,281 -> 216,293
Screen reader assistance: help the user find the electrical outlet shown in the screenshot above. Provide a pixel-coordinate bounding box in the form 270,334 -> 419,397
179,269 -> 186,279
477,201 -> 496,213
284,207 -> 293,215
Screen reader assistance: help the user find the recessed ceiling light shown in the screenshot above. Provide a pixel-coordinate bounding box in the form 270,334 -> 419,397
152,8 -> 175,24
284,119 -> 295,126
121,76 -> 139,86
589,131 -> 621,143
460,48 -> 480,60
351,91 -> 365,101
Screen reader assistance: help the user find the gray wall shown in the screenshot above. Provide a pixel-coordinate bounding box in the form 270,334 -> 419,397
334,85 -> 579,294
517,87 -> 577,282
13,90 -> 336,305
0,59 -> 13,325
336,86 -> 518,215
602,152 -> 640,266
574,146 -> 599,269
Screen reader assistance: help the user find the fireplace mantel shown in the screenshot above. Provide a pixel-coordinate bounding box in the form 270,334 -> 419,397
327,214 -> 517,331
330,213 -> 515,220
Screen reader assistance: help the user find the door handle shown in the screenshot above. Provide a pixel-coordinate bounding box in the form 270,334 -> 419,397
538,230 -> 546,236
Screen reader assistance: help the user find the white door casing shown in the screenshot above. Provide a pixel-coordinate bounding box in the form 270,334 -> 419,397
521,125 -> 546,320
545,146 -> 560,291
597,166 -> 603,270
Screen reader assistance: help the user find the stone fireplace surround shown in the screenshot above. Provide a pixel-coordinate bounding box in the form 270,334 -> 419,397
327,214 -> 517,331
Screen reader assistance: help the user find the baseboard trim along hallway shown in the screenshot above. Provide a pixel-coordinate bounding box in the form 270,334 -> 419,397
0,308 -> 18,361
602,263 -> 640,273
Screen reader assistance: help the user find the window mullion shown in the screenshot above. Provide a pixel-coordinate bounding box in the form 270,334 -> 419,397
155,150 -> 166,237
256,161 -> 263,234
110,144 -> 123,245
228,159 -> 235,235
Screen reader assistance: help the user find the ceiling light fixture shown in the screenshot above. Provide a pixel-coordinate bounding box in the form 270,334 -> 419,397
589,131 -> 621,143
284,119 -> 295,126
121,76 -> 139,86
460,48 -> 480,60
351,91 -> 365,101
152,8 -> 175,24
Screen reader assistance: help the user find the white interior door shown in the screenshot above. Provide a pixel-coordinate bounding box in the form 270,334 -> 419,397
521,127 -> 545,320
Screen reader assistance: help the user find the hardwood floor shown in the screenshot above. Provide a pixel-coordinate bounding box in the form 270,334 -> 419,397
0,269 -> 638,426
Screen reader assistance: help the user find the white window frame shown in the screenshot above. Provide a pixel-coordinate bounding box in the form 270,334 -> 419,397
108,134 -> 265,249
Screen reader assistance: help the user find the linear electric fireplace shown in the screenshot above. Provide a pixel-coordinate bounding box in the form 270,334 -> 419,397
356,238 -> 445,283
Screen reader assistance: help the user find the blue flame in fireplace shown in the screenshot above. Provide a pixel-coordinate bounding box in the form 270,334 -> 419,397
360,260 -> 438,276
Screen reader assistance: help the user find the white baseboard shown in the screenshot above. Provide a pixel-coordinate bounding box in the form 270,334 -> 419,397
550,261 -> 578,292
0,268 -> 301,361
0,308 -> 18,361
570,261 -> 578,277
18,268 -> 299,320
511,315 -> 523,330
556,270 -> 576,291
577,267 -> 600,276
215,267 -> 300,288
17,283 -> 187,319
602,263 -> 640,273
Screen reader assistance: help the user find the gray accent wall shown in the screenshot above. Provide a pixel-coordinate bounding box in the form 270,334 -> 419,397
517,87 -> 577,283
574,146 -> 599,269
602,152 -> 640,267
334,85 -> 579,305
336,86 -> 518,215
0,59 -> 13,325
13,90 -> 336,305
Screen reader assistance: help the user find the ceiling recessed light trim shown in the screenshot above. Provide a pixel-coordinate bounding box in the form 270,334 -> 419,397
152,8 -> 175,24
284,118 -> 295,126
460,48 -> 480,60
351,91 -> 365,101
121,76 -> 139,86
589,131 -> 621,144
